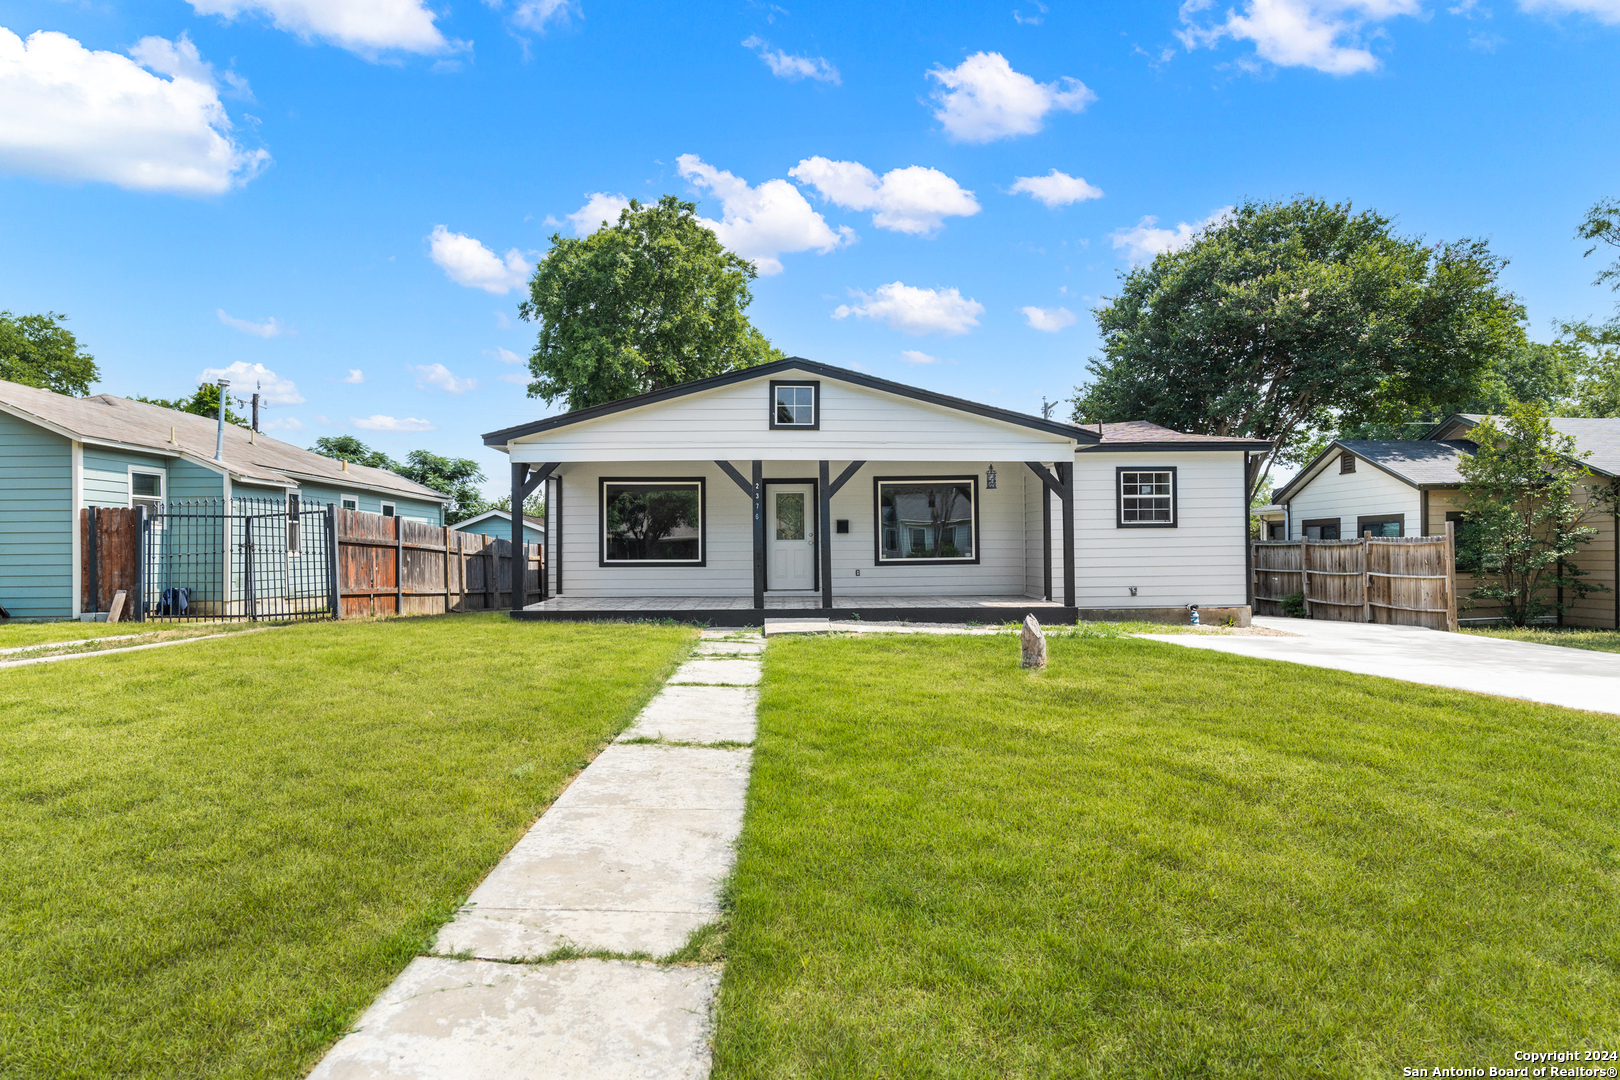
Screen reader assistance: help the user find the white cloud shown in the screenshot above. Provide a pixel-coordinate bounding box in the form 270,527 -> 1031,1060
676,154 -> 851,275
1010,169 -> 1104,207
1519,0 -> 1620,23
742,35 -> 840,83
0,29 -> 268,195
353,414 -> 434,432
129,32 -> 252,99
487,347 -> 524,364
410,362 -> 478,394
1021,305 -> 1077,331
343,369 -> 364,383
196,361 -> 305,404
789,158 -> 980,235
833,282 -> 984,337
499,0 -> 578,30
1109,207 -> 1233,265
1177,0 -> 1422,75
261,416 -> 304,432
217,308 -> 285,338
564,192 -> 630,236
899,349 -> 940,364
187,0 -> 451,56
428,225 -> 532,294
928,52 -> 1095,143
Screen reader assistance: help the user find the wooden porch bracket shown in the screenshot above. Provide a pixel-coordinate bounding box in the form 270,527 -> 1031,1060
827,460 -> 866,498
1024,461 -> 1063,495
716,459 -> 766,610
1028,462 -> 1072,606
511,461 -> 557,609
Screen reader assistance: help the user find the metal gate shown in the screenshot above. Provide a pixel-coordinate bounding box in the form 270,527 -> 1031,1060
137,497 -> 338,622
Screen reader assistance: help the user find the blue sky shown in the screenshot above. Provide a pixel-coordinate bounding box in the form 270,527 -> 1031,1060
1,0 -> 1616,495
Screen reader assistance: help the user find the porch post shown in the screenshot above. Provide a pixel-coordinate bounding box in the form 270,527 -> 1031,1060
752,460 -> 765,610
819,460 -> 833,609
1059,460 -> 1075,607
1042,486 -> 1052,603
511,461 -> 527,609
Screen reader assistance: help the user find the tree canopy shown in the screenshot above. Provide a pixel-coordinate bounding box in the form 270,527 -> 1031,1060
518,195 -> 783,411
0,311 -> 98,396
137,383 -> 248,426
309,437 -> 488,523
1071,197 -> 1525,489
311,435 -> 396,470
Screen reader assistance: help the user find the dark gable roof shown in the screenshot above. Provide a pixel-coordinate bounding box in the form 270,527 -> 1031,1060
1275,439 -> 1477,502
481,358 -> 1100,447
1079,420 -> 1272,451
1427,413 -> 1620,478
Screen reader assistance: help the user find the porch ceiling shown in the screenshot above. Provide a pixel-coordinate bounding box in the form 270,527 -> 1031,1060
504,448 -> 1072,464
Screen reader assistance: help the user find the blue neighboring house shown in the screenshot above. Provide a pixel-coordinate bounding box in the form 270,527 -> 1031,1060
0,378 -> 448,620
452,508 -> 545,546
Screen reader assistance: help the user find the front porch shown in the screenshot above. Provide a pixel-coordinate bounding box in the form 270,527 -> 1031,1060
512,593 -> 1076,625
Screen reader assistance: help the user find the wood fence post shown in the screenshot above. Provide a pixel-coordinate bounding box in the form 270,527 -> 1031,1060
485,538 -> 495,611
1361,531 -> 1372,623
442,525 -> 451,616
394,515 -> 404,616
1299,536 -> 1311,618
87,506 -> 98,615
327,505 -> 342,620
1445,519 -> 1458,632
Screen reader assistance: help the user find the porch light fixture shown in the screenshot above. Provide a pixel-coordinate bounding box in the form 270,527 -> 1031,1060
985,464 -> 997,490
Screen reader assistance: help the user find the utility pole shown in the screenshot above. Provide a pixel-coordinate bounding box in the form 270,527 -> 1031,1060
215,378 -> 230,460
251,390 -> 260,433
1041,397 -> 1056,421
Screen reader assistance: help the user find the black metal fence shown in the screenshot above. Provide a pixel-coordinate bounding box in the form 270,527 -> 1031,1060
136,497 -> 337,622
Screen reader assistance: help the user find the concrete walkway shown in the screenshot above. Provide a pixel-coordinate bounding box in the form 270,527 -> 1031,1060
1139,616 -> 1620,715
309,628 -> 762,1080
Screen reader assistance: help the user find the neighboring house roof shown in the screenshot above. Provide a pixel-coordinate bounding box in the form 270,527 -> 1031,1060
481,357 -> 1102,448
0,378 -> 446,502
1428,413 -> 1620,478
1079,420 -> 1273,451
1274,439 -> 1479,502
452,509 -> 546,532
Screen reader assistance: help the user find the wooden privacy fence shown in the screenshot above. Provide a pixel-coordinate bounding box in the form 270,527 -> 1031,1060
335,508 -> 541,619
80,506 -> 142,613
1253,522 -> 1458,631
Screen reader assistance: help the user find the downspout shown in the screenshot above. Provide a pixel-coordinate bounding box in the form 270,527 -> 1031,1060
214,378 -> 230,461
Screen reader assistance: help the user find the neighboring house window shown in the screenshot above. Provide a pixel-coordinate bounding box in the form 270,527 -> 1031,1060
1302,518 -> 1341,540
1356,515 -> 1404,538
875,477 -> 977,563
769,381 -> 819,429
600,479 -> 704,565
1340,451 -> 1357,474
340,496 -> 359,511
286,494 -> 302,555
129,470 -> 163,513
1116,468 -> 1176,527
1267,522 -> 1285,540
380,502 -> 396,518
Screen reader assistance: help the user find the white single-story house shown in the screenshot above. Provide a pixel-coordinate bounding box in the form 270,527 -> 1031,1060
482,358 -> 1270,624
452,508 -> 546,546
1273,414 -> 1619,628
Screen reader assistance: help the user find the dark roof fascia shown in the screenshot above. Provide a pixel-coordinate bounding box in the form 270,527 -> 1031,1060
1078,440 -> 1272,453
480,358 -> 1099,448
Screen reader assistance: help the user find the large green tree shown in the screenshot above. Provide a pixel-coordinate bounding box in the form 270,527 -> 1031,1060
310,435 -> 397,470
394,450 -> 487,525
519,195 -> 783,411
0,311 -> 99,395
1561,196 -> 1620,418
1072,197 -> 1525,491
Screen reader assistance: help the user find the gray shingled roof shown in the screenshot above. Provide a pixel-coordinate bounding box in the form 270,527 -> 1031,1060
1091,420 -> 1271,446
1438,414 -> 1620,478
1338,440 -> 1478,485
0,379 -> 445,502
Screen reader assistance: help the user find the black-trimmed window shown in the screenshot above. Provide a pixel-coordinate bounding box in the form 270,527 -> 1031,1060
600,479 -> 705,565
1302,518 -> 1340,540
1116,467 -> 1176,527
1356,514 -> 1404,538
287,493 -> 302,555
874,477 -> 977,563
769,381 -> 819,429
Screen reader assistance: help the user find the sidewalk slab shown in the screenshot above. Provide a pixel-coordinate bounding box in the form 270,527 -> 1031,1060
763,618 -> 832,636
667,659 -> 761,685
307,957 -> 718,1080
618,686 -> 758,744
693,640 -> 765,656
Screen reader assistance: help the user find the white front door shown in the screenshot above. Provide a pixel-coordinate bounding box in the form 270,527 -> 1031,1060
767,484 -> 816,591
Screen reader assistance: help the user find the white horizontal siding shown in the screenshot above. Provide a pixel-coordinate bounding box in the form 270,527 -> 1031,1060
1283,462 -> 1420,540
1074,450 -> 1249,608
508,370 -> 1075,463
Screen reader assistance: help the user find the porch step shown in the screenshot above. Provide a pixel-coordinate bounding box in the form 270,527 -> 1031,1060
763,618 -> 833,636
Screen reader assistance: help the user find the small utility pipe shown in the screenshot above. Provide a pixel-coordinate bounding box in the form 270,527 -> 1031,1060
214,378 -> 229,460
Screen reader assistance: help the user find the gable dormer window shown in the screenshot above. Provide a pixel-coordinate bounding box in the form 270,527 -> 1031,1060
769,381 -> 819,430
1339,451 -> 1357,474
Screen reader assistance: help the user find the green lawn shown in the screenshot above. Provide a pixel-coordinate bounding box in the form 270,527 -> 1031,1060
0,613 -> 695,1078
0,620 -> 213,647
1463,625 -> 1620,654
716,634 -> 1620,1078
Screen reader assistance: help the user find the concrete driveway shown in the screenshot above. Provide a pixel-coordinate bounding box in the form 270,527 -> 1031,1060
1138,617 -> 1620,715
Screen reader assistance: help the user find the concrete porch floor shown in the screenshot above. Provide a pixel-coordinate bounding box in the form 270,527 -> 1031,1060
511,594 -> 1075,625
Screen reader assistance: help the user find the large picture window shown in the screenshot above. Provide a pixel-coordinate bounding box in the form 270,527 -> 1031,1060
600,479 -> 705,565
1116,467 -> 1177,527
874,477 -> 977,563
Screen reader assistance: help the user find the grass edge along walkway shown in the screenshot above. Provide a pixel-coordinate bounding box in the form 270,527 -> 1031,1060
0,613 -> 697,1079
713,633 -> 1620,1079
